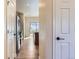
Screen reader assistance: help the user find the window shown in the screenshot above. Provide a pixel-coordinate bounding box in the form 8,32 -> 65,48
30,22 -> 39,33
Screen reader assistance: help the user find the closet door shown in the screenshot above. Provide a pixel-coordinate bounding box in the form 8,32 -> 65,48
53,0 -> 75,59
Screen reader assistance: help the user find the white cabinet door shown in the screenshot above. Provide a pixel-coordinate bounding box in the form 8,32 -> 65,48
53,0 -> 75,59
7,0 -> 16,59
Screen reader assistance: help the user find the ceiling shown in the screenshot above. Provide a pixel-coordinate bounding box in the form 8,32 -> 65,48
16,0 -> 39,17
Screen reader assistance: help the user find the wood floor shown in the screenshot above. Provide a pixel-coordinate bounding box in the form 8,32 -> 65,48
15,37 -> 39,59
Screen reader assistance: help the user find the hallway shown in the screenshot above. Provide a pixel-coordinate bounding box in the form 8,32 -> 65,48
15,35 -> 39,59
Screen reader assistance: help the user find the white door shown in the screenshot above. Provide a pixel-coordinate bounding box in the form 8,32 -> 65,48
7,0 -> 16,59
53,0 -> 75,59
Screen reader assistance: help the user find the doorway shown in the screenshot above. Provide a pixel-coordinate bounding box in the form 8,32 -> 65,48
15,0 -> 40,59
5,0 -> 75,59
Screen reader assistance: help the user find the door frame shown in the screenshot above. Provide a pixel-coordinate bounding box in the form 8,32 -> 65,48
53,0 -> 57,59
16,16 -> 19,55
4,0 -> 7,59
53,0 -> 56,58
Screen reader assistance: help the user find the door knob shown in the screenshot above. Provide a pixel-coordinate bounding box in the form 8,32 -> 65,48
56,37 -> 64,40
14,33 -> 16,36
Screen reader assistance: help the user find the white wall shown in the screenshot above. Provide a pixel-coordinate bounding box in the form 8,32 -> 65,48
39,0 -> 53,59
4,0 -> 7,59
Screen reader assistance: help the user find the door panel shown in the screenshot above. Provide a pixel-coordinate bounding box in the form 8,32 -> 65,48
61,8 -> 70,34
53,0 -> 75,59
56,42 -> 70,59
7,0 -> 16,59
